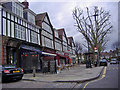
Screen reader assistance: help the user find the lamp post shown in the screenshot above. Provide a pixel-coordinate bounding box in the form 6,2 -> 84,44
84,7 -> 98,68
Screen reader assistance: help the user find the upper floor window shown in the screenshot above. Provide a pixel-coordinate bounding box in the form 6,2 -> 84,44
42,30 -> 53,40
28,12 -> 34,24
15,24 -> 25,40
55,39 -> 62,51
31,31 -> 38,44
54,30 -> 59,38
63,36 -> 67,42
42,22 -> 52,33
12,2 -> 23,18
63,45 -> 67,52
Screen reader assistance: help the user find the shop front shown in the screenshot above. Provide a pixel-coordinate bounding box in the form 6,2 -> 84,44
42,48 -> 56,73
7,47 -> 17,65
70,55 -> 77,64
56,51 -> 69,73
20,44 -> 42,73
5,38 -> 21,66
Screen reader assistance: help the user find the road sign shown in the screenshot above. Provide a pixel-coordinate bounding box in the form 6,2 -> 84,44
94,47 -> 98,52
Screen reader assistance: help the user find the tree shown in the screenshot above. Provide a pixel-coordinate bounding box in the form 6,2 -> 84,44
111,41 -> 119,57
72,6 -> 113,61
74,41 -> 82,64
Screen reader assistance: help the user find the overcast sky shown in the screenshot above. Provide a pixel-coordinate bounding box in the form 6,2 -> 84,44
20,0 -> 119,52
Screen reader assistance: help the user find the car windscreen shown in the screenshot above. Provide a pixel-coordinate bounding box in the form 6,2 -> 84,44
2,65 -> 16,69
100,59 -> 106,62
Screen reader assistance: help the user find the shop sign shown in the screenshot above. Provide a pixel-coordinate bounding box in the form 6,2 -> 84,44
20,44 -> 42,53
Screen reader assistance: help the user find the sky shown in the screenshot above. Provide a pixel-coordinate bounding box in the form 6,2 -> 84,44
19,0 -> 119,52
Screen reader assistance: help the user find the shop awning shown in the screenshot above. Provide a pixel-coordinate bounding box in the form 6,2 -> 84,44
70,55 -> 76,58
42,52 -> 56,56
20,45 -> 42,54
57,54 -> 66,58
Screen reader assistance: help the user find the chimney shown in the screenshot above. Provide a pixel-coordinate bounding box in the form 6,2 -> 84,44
22,0 -> 29,9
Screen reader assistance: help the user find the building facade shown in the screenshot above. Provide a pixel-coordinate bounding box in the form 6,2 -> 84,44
0,0 -> 76,74
36,12 -> 57,73
0,1 -> 41,73
67,37 -> 76,64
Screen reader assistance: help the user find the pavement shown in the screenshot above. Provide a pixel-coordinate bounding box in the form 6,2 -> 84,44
23,64 -> 104,83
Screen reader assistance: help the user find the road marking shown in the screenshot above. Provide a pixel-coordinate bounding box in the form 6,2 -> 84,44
82,66 -> 107,90
82,82 -> 89,90
103,67 -> 107,75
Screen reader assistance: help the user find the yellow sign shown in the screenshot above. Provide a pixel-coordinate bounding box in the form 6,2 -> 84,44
13,71 -> 20,73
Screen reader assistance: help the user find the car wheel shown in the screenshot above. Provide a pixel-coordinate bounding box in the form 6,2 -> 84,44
18,76 -> 23,80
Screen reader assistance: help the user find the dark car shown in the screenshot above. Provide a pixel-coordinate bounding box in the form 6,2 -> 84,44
1,65 -> 24,82
99,59 -> 107,66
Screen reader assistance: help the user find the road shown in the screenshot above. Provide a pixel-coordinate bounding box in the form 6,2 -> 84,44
1,64 -> 119,89
75,63 -> 119,89
2,79 -> 76,89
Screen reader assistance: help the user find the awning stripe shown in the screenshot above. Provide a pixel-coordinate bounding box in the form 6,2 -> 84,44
42,52 -> 56,56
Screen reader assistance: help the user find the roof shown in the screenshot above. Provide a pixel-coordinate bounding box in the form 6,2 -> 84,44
57,28 -> 68,43
35,12 -> 46,22
57,28 -> 64,36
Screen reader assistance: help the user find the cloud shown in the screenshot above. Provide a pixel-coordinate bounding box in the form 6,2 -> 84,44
20,0 -> 120,2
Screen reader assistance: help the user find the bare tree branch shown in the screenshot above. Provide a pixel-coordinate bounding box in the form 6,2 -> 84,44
72,6 -> 113,54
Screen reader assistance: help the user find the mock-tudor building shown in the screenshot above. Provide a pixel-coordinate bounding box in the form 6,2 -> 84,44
67,37 -> 76,64
0,0 -> 76,74
35,12 -> 57,73
0,0 -> 42,73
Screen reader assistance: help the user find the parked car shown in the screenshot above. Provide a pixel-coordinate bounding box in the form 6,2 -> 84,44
1,65 -> 24,82
110,58 -> 119,64
99,59 -> 107,66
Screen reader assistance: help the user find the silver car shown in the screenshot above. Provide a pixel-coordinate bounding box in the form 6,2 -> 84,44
110,58 -> 118,64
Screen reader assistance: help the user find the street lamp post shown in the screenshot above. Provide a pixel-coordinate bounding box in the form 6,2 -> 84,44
84,8 -> 98,68
85,20 -> 91,68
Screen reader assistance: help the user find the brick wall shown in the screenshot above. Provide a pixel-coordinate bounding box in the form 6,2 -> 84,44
2,36 -> 8,65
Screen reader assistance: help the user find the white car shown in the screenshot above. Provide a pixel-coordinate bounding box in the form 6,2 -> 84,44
110,58 -> 118,64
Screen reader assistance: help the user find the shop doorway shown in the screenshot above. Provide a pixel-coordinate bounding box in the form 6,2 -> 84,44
7,47 -> 17,65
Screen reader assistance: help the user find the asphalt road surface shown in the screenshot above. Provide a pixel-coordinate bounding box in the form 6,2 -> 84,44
76,63 -> 119,89
1,63 -> 119,90
1,79 -> 76,89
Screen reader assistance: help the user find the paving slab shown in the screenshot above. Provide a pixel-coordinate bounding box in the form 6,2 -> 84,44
23,64 -> 104,83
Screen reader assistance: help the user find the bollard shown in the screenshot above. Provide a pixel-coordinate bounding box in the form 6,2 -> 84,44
33,67 -> 36,77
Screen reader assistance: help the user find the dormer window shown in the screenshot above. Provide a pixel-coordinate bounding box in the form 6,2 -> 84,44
23,9 -> 36,24
2,1 -> 24,18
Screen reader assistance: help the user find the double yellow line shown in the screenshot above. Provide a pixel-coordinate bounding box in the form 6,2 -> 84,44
82,67 -> 107,90
102,67 -> 107,78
